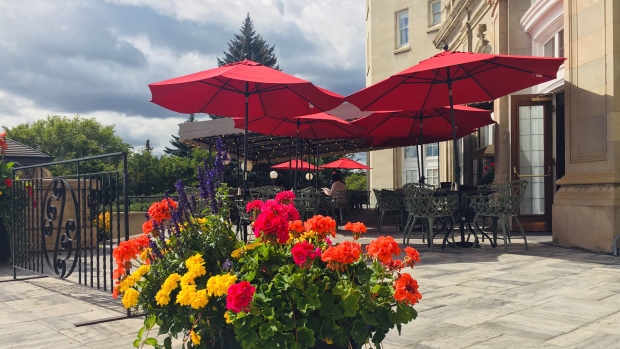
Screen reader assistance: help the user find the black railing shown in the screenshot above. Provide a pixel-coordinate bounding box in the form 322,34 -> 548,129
11,153 -> 129,293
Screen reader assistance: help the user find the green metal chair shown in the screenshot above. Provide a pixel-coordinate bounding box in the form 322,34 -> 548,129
470,180 -> 529,252
410,188 -> 459,252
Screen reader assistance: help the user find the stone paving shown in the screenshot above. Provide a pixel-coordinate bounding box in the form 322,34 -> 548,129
1,210 -> 619,348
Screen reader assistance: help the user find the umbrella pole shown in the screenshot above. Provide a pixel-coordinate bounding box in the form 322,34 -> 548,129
419,119 -> 425,184
243,91 -> 249,199
294,119 -> 300,193
289,138 -> 293,189
447,73 -> 460,186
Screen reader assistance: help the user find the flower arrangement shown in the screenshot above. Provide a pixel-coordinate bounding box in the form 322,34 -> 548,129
224,193 -> 422,349
112,138 -> 240,348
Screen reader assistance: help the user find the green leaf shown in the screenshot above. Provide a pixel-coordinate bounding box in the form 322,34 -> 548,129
144,337 -> 158,346
144,314 -> 157,329
133,339 -> 141,348
137,327 -> 146,340
351,319 -> 369,344
296,326 -> 316,349
341,296 -> 360,317
164,337 -> 172,349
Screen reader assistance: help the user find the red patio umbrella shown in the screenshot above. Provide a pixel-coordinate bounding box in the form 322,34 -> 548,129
232,112 -> 364,139
148,59 -> 344,197
351,105 -> 494,183
346,49 -> 565,183
271,160 -> 318,171
320,158 -> 371,170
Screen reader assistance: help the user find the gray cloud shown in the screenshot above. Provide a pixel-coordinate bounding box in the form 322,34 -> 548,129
0,0 -> 366,151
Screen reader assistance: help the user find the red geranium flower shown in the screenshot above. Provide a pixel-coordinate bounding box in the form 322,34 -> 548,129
4,178 -> 12,188
291,241 -> 321,268
393,273 -> 422,305
226,281 -> 256,313
403,246 -> 420,267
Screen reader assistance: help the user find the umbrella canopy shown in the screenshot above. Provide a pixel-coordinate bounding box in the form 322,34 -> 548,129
352,105 -> 494,183
232,112 -> 364,139
351,105 -> 494,139
149,60 -> 343,118
346,50 -> 565,183
149,59 -> 344,197
271,160 -> 318,171
320,158 -> 371,170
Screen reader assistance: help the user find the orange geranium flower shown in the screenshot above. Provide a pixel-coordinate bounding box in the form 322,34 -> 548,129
147,198 -> 178,224
321,241 -> 361,270
142,220 -> 154,234
393,273 -> 422,305
289,220 -> 304,236
343,222 -> 367,240
403,246 -> 420,268
304,215 -> 337,240
366,236 -> 401,263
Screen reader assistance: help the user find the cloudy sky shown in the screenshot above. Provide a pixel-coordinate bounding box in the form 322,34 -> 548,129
0,0 -> 366,156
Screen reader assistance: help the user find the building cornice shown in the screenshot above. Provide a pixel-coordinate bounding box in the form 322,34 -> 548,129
520,0 -> 563,43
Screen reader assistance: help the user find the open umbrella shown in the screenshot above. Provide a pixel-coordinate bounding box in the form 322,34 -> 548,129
351,105 -> 494,182
233,112 -> 363,191
320,158 -> 371,170
149,59 -> 343,197
346,49 -> 565,184
271,160 -> 318,171
233,112 -> 364,139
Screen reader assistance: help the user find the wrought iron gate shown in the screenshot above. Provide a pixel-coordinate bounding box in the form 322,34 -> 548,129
10,153 -> 129,292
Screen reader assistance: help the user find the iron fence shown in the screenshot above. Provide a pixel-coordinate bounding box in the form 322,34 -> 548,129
11,153 -> 129,293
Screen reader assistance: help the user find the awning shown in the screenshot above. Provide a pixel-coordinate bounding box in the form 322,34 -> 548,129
472,144 -> 494,159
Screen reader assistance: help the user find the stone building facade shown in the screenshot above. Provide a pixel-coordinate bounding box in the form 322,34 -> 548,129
365,0 -> 619,252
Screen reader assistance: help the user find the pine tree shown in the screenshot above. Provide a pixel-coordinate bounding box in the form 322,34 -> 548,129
164,114 -> 195,157
217,13 -> 279,69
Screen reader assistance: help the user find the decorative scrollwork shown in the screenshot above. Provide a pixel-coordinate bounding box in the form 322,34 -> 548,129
41,178 -> 81,278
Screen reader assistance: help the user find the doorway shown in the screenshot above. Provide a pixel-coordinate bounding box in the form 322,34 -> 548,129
510,95 -> 554,231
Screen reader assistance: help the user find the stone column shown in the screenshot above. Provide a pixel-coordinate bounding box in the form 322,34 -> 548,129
552,0 -> 620,252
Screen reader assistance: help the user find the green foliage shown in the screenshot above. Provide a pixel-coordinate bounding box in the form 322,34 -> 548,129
3,115 -> 131,175
164,114 -> 196,157
345,173 -> 367,191
127,147 -> 210,196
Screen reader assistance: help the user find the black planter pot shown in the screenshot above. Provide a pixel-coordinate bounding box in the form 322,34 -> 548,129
0,217 -> 10,264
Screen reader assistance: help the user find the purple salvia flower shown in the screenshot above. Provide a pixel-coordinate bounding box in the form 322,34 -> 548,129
175,179 -> 190,223
222,259 -> 232,271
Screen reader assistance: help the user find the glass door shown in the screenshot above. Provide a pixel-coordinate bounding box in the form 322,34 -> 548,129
511,95 -> 553,231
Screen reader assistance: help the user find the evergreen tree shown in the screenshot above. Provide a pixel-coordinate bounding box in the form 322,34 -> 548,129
211,14 -> 280,120
164,114 -> 195,157
217,13 -> 279,69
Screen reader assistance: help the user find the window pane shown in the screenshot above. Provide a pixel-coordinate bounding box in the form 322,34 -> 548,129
431,1 -> 441,25
405,169 -> 418,184
558,30 -> 564,58
425,143 -> 438,157
404,146 -> 417,158
397,11 -> 409,46
544,38 -> 555,57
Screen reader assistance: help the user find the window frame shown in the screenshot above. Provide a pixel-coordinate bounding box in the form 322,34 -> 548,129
430,0 -> 441,26
425,143 -> 439,157
396,9 -> 409,48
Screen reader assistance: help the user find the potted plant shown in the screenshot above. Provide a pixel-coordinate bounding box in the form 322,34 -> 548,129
224,193 -> 422,349
112,138 -> 240,348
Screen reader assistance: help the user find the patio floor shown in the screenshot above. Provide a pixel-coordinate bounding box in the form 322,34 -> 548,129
1,208 -> 619,348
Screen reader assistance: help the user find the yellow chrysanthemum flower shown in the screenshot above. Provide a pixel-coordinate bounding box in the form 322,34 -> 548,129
185,254 -> 204,268
190,289 -> 209,309
190,330 -> 201,345
121,288 -> 140,308
224,312 -> 232,324
176,285 -> 197,306
206,274 -> 237,297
